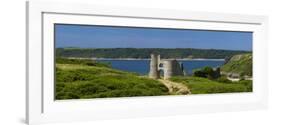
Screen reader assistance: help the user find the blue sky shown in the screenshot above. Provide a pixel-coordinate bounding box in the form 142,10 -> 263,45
55,24 -> 252,51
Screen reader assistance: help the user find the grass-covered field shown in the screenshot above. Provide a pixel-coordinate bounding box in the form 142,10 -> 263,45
56,58 -> 252,100
170,76 -> 252,94
55,58 -> 168,100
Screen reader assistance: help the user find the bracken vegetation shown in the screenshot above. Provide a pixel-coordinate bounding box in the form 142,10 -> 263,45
170,76 -> 252,94
55,59 -> 168,100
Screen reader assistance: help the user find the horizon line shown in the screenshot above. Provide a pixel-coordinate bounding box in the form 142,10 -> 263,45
56,47 -> 252,52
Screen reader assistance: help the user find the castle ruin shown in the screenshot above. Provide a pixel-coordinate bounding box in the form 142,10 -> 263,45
148,53 -> 185,80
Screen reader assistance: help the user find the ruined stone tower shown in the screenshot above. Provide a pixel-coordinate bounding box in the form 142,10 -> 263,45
149,53 -> 185,80
162,60 -> 184,80
148,53 -> 160,79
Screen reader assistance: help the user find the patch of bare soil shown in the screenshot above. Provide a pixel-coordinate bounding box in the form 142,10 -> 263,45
158,79 -> 191,95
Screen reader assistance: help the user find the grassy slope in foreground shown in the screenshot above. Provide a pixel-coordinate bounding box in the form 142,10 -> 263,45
56,63 -> 168,100
221,53 -> 252,76
170,76 -> 252,94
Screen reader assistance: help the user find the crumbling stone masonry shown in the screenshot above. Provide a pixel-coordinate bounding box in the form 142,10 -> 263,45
149,53 -> 185,80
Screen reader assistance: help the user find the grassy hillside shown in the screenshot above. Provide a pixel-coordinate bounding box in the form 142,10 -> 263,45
170,76 -> 252,94
55,57 -> 253,99
56,57 -> 111,67
220,53 -> 252,76
55,59 -> 168,100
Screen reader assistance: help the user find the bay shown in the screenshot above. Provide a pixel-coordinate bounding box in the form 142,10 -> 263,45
97,59 -> 225,75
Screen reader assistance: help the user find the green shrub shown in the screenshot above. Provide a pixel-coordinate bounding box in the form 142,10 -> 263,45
193,66 -> 220,79
193,70 -> 207,78
216,76 -> 232,83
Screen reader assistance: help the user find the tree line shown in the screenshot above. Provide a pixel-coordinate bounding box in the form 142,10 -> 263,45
56,48 -> 251,59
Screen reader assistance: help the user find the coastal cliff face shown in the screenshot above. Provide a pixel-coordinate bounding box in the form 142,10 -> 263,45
220,53 -> 252,77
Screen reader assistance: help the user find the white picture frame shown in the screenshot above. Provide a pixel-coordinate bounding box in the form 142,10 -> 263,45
26,1 -> 268,124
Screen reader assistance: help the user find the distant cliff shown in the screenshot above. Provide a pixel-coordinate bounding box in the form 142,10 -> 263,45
56,48 -> 250,59
220,53 -> 252,77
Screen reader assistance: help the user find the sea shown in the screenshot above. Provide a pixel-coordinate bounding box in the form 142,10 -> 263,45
97,59 -> 225,75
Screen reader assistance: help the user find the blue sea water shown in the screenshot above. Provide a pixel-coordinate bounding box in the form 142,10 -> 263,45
98,60 -> 224,75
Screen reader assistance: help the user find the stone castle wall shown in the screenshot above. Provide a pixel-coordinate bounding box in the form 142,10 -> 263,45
149,53 -> 184,79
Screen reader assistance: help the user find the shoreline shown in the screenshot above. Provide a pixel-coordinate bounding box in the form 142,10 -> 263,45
67,57 -> 225,61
